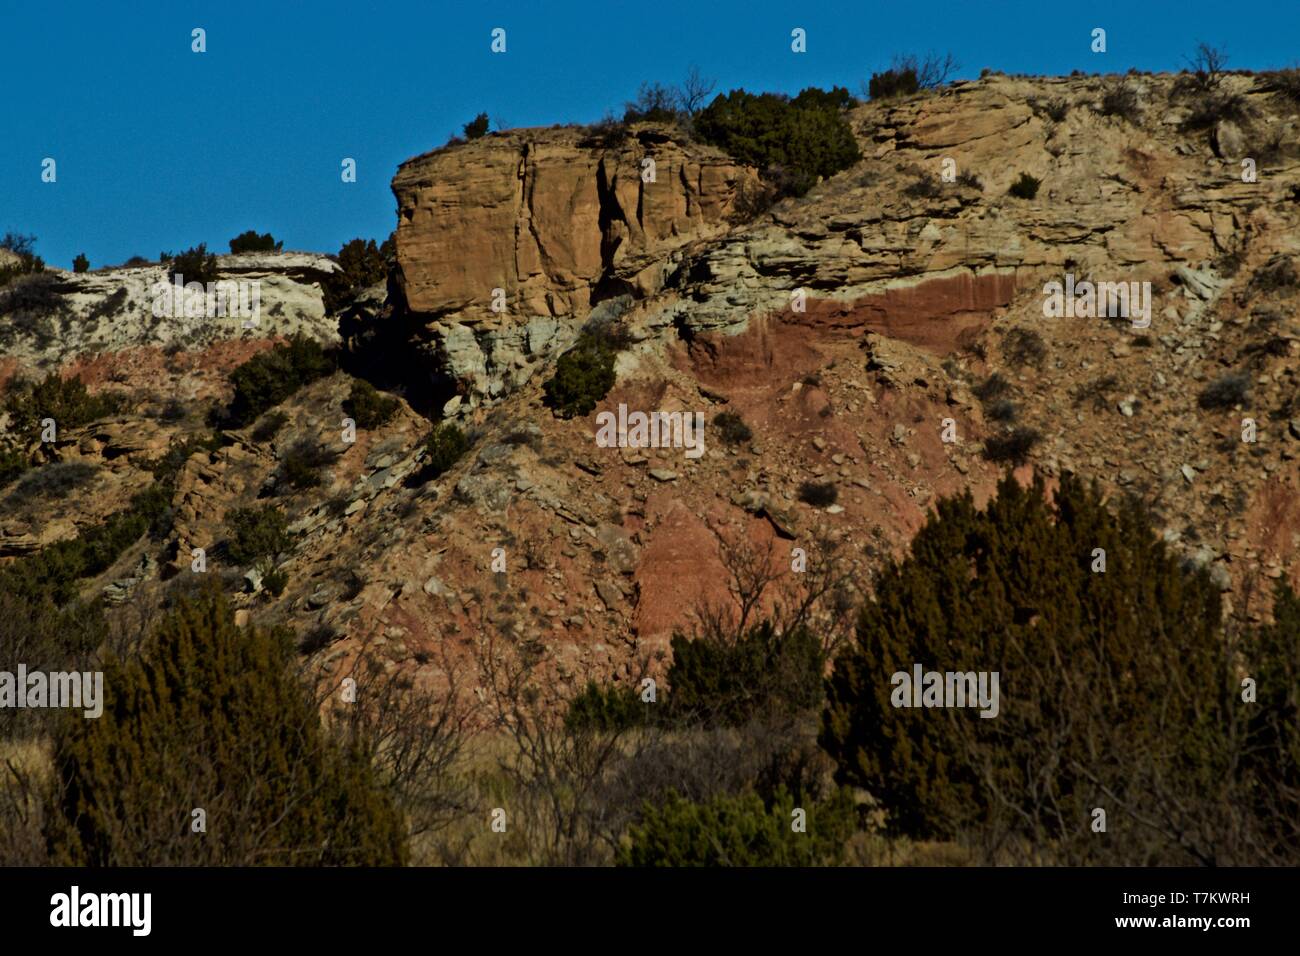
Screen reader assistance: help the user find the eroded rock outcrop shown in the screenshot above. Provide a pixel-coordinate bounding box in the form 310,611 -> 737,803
0,252 -> 340,377
390,126 -> 758,410
389,75 -> 1280,412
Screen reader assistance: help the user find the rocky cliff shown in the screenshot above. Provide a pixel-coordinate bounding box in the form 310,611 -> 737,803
6,71 -> 1299,703
336,70 -> 1300,665
390,125 -> 757,410
389,74 -> 1298,417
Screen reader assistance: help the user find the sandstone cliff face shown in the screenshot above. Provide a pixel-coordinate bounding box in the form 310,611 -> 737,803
389,75 -> 1284,412
393,127 -> 754,315
390,126 -> 757,409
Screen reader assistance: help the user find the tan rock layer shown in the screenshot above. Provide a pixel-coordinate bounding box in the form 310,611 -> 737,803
391,127 -> 757,320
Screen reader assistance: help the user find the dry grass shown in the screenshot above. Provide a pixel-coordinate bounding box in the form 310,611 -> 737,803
0,736 -> 53,864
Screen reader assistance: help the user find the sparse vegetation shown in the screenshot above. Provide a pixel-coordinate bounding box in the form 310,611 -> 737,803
623,82 -> 681,124
0,272 -> 63,316
1171,44 -> 1246,132
712,411 -> 753,446
277,439 -> 340,491
1002,327 -> 1047,369
730,178 -> 780,220
1183,41 -> 1229,93
228,230 -> 283,254
301,622 -> 340,654
1099,82 -> 1142,123
72,253 -> 89,273
868,67 -> 918,100
502,426 -> 542,451
1215,247 -> 1246,278
0,272 -> 65,347
224,505 -> 292,565
693,87 -> 861,199
797,480 -> 839,508
0,494 -> 150,607
415,423 -> 469,482
1262,67 -> 1300,104
1180,91 -> 1249,132
1008,172 -> 1041,200
2,373 -> 119,441
866,53 -> 958,100
986,398 -> 1018,423
223,334 -> 335,427
322,236 -> 395,314
165,243 -> 219,284
983,427 -> 1040,464
248,408 -> 287,442
156,397 -> 188,423
0,232 -> 40,260
1198,371 -> 1250,410
578,113 -> 631,149
0,434 -> 212,607
1247,255 -> 1297,297
543,333 -> 617,418
262,565 -> 289,597
1043,97 -> 1070,122
4,461 -> 98,506
973,372 -> 1013,403
0,232 -> 45,287
1254,127 -> 1300,167
904,174 -> 944,199
1072,373 -> 1121,410
343,379 -> 399,429
450,531 -> 860,867
678,65 -> 718,115
620,66 -> 719,123
250,410 -> 289,443
87,287 -> 128,323
462,112 -> 490,139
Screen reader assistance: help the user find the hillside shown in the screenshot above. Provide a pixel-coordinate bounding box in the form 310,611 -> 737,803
3,68 -> 1298,704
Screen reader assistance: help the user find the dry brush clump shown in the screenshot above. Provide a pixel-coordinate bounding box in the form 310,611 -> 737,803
430,532 -> 864,867
317,648 -> 480,852
464,629 -> 661,865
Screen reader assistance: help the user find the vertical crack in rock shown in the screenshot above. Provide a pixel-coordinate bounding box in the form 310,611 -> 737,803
596,154 -> 628,281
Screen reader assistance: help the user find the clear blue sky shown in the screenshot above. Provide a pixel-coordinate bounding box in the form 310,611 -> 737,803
3,0 -> 1298,270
